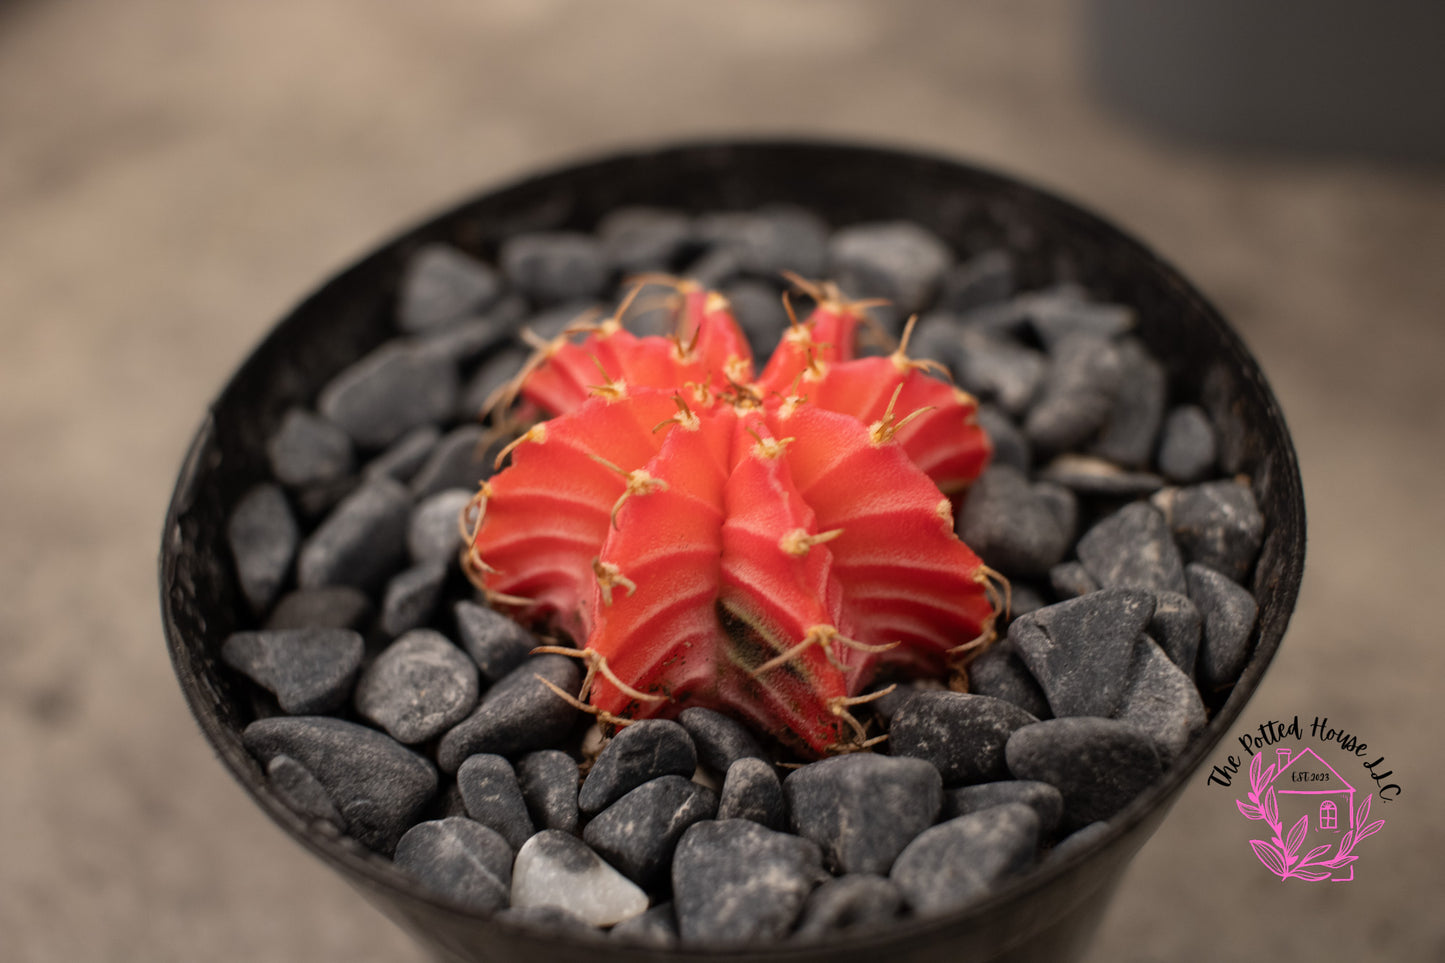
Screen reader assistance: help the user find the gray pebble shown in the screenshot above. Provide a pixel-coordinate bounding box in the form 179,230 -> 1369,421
696,206 -> 830,278
890,804 -> 1040,916
677,706 -> 766,775
296,478 -> 411,591
453,601 -> 536,684
1155,480 -> 1264,583
1037,454 -> 1165,497
720,280 -> 788,356
943,780 -> 1065,835
459,346 -> 528,420
493,904 -> 598,935
793,874 -> 904,940
267,408 -> 354,488
397,244 -> 502,333
413,315 -> 514,368
1005,718 -> 1162,829
519,300 -> 599,343
610,902 -> 678,948
1157,405 -> 1216,483
457,754 -> 535,850
937,249 -> 1015,312
515,750 -> 580,834
222,627 -> 363,715
1149,591 -> 1202,673
959,465 -> 1073,577
437,654 -> 583,771
408,488 -> 473,566
966,641 -> 1051,720
785,754 -> 942,875
1024,334 -> 1123,452
866,678 -> 946,728
905,311 -> 967,372
1186,563 -> 1259,692
1009,589 -> 1155,718
956,329 -> 1046,417
717,758 -> 786,830
597,206 -> 694,273
501,232 -> 608,304
265,585 -> 373,632
511,830 -> 648,927
1048,820 -> 1112,864
579,719 -> 697,815
243,716 -> 437,852
393,818 -> 511,912
1026,293 -> 1133,348
1076,501 -> 1187,594
975,406 -> 1030,473
682,245 -> 743,288
890,691 -> 1039,785
355,628 -> 479,744
829,221 -> 953,315
1114,636 -> 1207,767
379,561 -> 449,637
583,775 -> 718,886
290,475 -> 359,522
362,425 -> 440,484
1092,339 -> 1166,469
672,819 -> 824,946
317,342 -> 458,449
266,754 -> 345,829
408,424 -> 492,501
227,483 -> 298,614
1008,583 -> 1048,622
1049,561 -> 1099,601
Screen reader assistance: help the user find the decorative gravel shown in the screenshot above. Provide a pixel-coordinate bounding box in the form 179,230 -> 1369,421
220,207 -> 1266,946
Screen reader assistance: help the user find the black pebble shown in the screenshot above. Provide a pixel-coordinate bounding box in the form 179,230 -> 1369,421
717,758 -> 786,830
1024,334 -> 1123,452
785,754 -> 942,875
829,221 -> 953,316
266,754 -> 346,829
890,804 -> 1040,916
1005,718 -> 1162,830
317,342 -> 458,450
1113,636 -> 1206,767
672,819 -> 824,946
582,775 -> 718,886
578,719 -> 697,815
457,753 -> 535,850
265,585 -> 373,632
677,706 -> 766,775
397,244 -> 502,333
437,654 -> 583,771
1091,339 -> 1165,469
1008,589 -> 1155,718
1157,405 -> 1216,483
226,483 -> 298,615
696,206 -> 830,278
407,489 -> 472,566
408,424 -> 492,501
243,716 -> 437,852
974,405 -> 1031,474
393,817 -> 512,912
501,232 -> 609,304
1149,591 -> 1202,674
597,207 -> 694,273
362,425 -> 441,485
610,902 -> 679,948
956,329 -> 1046,417
296,478 -> 411,591
958,465 -> 1073,578
1156,480 -> 1264,583
354,628 -> 479,744
453,601 -> 537,684
965,641 -> 1051,720
890,691 -> 1038,785
1186,562 -> 1259,692
1049,561 -> 1099,601
515,749 -> 580,834
937,249 -> 1015,313
379,561 -> 448,637
222,627 -> 363,715
792,874 -> 904,940
1076,501 -> 1187,594
943,780 -> 1065,835
267,408 -> 355,488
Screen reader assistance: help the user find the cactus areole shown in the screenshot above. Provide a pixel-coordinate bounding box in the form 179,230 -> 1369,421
462,276 -> 1002,757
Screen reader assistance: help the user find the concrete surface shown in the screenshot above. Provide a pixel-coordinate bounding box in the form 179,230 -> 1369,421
2,1 -> 1442,960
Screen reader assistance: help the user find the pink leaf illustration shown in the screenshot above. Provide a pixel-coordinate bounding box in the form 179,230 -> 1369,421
1261,763 -> 1277,790
1236,799 -> 1265,820
1301,843 -> 1333,865
1263,786 -> 1280,827
1336,829 -> 1355,856
1249,752 -> 1264,790
1357,819 -> 1385,842
1292,869 -> 1333,882
1250,839 -> 1288,878
1355,794 -> 1371,828
1285,815 -> 1309,859
1326,854 -> 1359,869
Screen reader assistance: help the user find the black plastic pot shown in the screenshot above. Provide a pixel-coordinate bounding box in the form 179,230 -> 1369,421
160,141 -> 1305,963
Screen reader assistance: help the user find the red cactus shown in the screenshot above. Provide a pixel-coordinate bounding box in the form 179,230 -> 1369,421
463,278 -> 999,756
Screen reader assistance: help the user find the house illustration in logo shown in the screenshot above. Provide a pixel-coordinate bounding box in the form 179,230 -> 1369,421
1267,746 -> 1357,881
